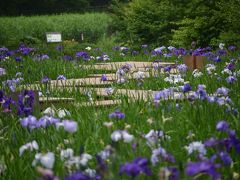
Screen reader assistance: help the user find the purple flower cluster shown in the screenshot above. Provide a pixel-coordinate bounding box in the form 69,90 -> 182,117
20,115 -> 78,133
181,83 -> 192,93
0,47 -> 9,60
17,90 -> 35,116
154,88 -> 174,101
186,159 -> 221,180
100,74 -> 107,81
35,54 -> 50,61
186,120 -> 240,179
226,76 -> 237,84
151,147 -> 175,165
76,52 -> 90,61
57,75 -> 67,80
65,172 -> 91,180
41,76 -> 51,84
3,77 -> 23,92
109,110 -> 125,119
119,157 -> 152,178
17,44 -> 34,55
177,64 -> 188,73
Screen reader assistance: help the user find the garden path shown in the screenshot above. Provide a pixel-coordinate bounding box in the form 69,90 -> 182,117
26,61 -> 181,107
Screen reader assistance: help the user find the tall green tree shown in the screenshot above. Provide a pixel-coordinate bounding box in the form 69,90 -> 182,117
111,0 -> 240,47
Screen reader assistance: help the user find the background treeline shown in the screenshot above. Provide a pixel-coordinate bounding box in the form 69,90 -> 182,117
111,0 -> 240,47
0,0 -> 112,16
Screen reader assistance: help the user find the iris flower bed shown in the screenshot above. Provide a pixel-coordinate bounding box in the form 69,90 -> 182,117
0,43 -> 239,179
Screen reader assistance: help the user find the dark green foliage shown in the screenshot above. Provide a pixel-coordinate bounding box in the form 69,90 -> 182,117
111,0 -> 240,47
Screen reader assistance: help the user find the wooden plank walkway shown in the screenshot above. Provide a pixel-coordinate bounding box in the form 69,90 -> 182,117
18,61 -> 186,107
77,99 -> 122,107
83,61 -> 175,70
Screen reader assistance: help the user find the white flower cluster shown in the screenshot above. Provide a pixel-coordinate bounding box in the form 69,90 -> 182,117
111,130 -> 134,143
192,69 -> 203,78
32,152 -> 55,169
19,140 -> 39,156
43,107 -> 71,118
164,74 -> 184,84
185,141 -> 206,155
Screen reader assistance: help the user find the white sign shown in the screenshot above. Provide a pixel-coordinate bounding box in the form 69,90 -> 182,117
46,32 -> 62,43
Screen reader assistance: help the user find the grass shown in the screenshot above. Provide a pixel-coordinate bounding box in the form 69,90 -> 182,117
0,43 -> 240,180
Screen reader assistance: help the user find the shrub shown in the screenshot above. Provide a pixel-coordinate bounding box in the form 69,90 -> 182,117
111,0 -> 177,46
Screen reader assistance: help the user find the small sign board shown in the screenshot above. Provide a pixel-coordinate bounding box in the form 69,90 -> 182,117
46,32 -> 62,43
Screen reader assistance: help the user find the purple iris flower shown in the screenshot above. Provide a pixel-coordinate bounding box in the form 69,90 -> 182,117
63,55 -> 73,61
4,79 -> 22,92
217,49 -> 227,56
20,115 -> 38,130
56,45 -> 64,51
196,85 -> 207,100
213,56 -> 221,62
164,65 -> 171,72
18,44 -> 34,55
37,116 -> 60,128
7,50 -> 15,57
15,57 -> 22,62
119,157 -> 152,178
132,50 -> 139,56
216,87 -> 229,96
0,90 -> 4,102
219,152 -> 232,166
225,63 -> 235,71
204,137 -> 219,147
144,50 -> 149,54
173,48 -> 188,56
186,160 -> 221,180
41,76 -> 51,83
177,64 -> 188,73
100,74 -> 107,81
41,54 -> 50,60
226,76 -> 237,84
57,75 -> 67,80
17,90 -> 35,116
216,121 -> 229,132
109,110 -> 125,119
65,172 -> 91,180
181,84 -> 192,93
0,47 -> 8,52
62,120 -> 78,133
151,147 -> 175,165
163,167 -> 179,180
154,88 -> 174,101
192,48 -> 204,56
228,45 -> 237,51
76,52 -> 90,61
2,96 -> 15,112
76,52 -> 87,58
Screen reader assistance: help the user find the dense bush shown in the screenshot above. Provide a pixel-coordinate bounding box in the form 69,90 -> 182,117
111,0 -> 179,47
111,0 -> 240,47
0,13 -> 112,48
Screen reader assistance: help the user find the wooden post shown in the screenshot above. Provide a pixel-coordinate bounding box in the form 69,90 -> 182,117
183,56 -> 205,70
